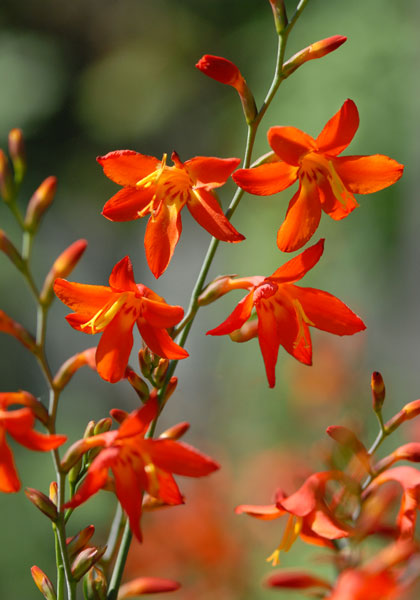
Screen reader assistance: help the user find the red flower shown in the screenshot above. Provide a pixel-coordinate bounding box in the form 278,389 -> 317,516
54,256 -> 188,383
63,397 -> 220,540
206,239 -> 365,387
0,392 -> 66,492
236,471 -> 351,565
233,99 -> 404,252
98,151 -> 244,278
195,55 -> 245,92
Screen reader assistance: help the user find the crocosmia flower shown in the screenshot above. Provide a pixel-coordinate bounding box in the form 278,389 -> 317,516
63,396 -> 220,540
0,392 -> 66,492
206,239 -> 365,387
54,256 -> 188,383
98,150 -> 244,278
233,99 -> 404,252
236,471 -> 351,565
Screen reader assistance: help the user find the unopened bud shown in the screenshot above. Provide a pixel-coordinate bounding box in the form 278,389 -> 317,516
385,399 -> 420,433
0,230 -> 24,271
125,367 -> 150,401
31,566 -> 57,600
268,0 -> 288,34
84,420 -> 96,438
66,525 -> 95,560
162,376 -> 178,405
83,565 -> 107,600
42,239 -> 87,306
160,421 -> 190,441
0,309 -> 36,351
24,176 -> 57,233
61,437 -> 99,472
283,35 -> 347,76
8,128 -> 26,185
49,482 -> 58,506
110,408 -> 128,424
264,570 -> 331,590
53,347 -> 97,391
198,275 -> 237,306
25,488 -> 58,522
196,55 -> 257,123
138,347 -> 158,378
71,546 -> 106,581
118,577 -> 180,598
0,149 -> 15,202
371,371 -> 385,413
93,418 -> 112,435
153,358 -> 169,388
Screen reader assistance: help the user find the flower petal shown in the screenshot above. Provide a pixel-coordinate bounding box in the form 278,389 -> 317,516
97,150 -> 160,186
9,428 -> 66,452
102,186 -> 153,222
187,189 -> 245,242
113,463 -> 146,541
268,127 -> 317,165
0,430 -> 20,492
276,181 -> 322,252
291,286 -> 366,335
184,156 -> 240,187
54,279 -> 113,318
95,311 -> 135,383
145,439 -> 219,477
269,239 -> 324,283
155,470 -> 184,505
108,256 -> 138,293
118,398 -> 159,439
316,99 -> 359,156
332,155 -> 404,194
140,297 -> 184,329
233,162 -> 298,195
138,322 -> 189,360
206,291 -> 254,336
235,503 -> 285,520
144,203 -> 182,278
318,171 -> 359,221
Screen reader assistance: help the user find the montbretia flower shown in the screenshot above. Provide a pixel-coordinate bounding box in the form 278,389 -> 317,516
63,397 -> 220,541
98,150 -> 244,278
0,393 -> 66,493
233,99 -> 404,252
54,256 -> 188,383
206,239 -> 365,387
236,471 -> 351,566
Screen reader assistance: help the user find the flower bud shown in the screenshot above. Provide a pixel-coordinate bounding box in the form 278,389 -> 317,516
0,149 -> 15,202
162,376 -> 178,405
24,176 -> 57,233
61,437 -> 101,472
49,482 -> 58,506
31,566 -> 57,600
66,525 -> 95,560
93,418 -> 112,435
8,128 -> 26,185
110,408 -> 128,424
71,546 -> 107,581
125,367 -> 150,402
53,347 -> 97,391
138,347 -> 159,378
371,371 -> 385,413
196,55 -> 257,123
118,577 -> 180,597
153,358 -> 169,388
268,0 -> 288,34
283,35 -> 347,76
0,230 -> 24,271
84,420 -> 96,438
0,309 -> 36,351
159,421 -> 190,441
83,565 -> 108,600
265,570 -> 331,590
25,487 -> 58,522
385,399 -> 420,433
42,239 -> 87,306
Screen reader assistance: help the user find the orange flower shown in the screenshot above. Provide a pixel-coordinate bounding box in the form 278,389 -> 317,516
0,392 -> 66,492
236,471 -> 351,565
233,99 -> 404,252
63,397 -> 220,540
206,239 -> 365,387
54,256 -> 188,383
98,150 -> 244,277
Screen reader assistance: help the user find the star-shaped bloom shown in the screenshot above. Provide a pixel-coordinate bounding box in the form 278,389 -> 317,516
236,471 -> 351,565
63,397 -> 219,540
0,392 -> 66,492
233,99 -> 404,252
54,256 -> 188,383
98,150 -> 244,277
206,239 -> 365,387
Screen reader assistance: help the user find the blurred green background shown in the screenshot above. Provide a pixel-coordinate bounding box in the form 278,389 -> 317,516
0,0 -> 418,598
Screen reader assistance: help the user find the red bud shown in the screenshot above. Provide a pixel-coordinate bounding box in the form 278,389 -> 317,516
42,239 -> 87,306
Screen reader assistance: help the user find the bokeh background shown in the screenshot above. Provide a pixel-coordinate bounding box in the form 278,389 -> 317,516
0,0 -> 418,597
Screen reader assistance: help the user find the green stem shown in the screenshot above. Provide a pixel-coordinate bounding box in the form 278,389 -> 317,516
105,3 -> 310,593
103,503 -> 125,568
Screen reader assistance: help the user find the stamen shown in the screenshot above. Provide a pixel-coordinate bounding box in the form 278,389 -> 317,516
292,298 -> 314,350
80,293 -> 130,333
